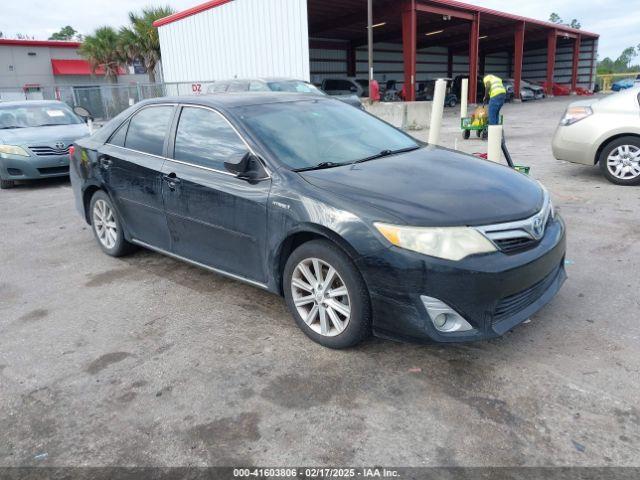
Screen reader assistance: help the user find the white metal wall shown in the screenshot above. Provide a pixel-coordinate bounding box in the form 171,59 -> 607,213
158,0 -> 310,83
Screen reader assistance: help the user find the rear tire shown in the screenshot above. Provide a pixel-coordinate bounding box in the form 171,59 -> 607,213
283,239 -> 371,349
598,136 -> 640,186
0,178 -> 15,189
89,190 -> 135,257
463,130 -> 470,140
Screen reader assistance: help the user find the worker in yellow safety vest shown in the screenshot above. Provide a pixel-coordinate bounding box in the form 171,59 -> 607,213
483,74 -> 507,126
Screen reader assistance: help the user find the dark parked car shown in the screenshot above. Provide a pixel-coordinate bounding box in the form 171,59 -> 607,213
70,94 -> 566,348
0,100 -> 89,189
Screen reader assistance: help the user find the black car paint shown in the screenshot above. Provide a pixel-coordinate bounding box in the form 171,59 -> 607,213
70,94 -> 566,343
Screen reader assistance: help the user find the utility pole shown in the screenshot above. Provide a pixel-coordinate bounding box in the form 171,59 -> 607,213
368,0 -> 374,92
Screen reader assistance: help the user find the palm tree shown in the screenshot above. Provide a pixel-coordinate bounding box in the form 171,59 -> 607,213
119,6 -> 175,83
79,27 -> 124,83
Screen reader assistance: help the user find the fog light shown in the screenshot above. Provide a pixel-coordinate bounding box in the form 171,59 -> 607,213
421,296 -> 474,333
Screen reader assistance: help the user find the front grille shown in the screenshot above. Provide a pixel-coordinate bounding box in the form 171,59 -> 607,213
29,146 -> 70,156
493,236 -> 539,254
493,265 -> 560,324
38,166 -> 69,175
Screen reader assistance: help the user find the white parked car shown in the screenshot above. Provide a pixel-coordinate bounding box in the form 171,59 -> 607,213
552,87 -> 640,185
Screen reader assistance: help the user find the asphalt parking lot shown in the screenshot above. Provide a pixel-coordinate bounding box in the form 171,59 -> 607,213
1,96 -> 639,467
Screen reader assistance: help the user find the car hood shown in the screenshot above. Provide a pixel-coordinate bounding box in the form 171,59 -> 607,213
0,123 -> 90,145
299,146 -> 544,226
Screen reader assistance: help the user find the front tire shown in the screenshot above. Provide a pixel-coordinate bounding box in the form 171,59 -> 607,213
283,240 -> 371,349
89,190 -> 135,257
599,137 -> 640,186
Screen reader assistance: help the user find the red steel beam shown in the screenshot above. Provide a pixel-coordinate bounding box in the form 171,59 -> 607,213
402,0 -> 417,101
546,29 -> 557,95
571,34 -> 582,92
468,13 -> 480,104
513,21 -> 525,100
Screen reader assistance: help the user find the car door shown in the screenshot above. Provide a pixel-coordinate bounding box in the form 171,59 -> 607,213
99,104 -> 175,250
162,105 -> 271,283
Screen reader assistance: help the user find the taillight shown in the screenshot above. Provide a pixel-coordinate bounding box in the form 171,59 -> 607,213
69,145 -> 76,158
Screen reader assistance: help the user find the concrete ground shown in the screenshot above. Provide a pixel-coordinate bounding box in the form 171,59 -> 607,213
1,96 -> 639,468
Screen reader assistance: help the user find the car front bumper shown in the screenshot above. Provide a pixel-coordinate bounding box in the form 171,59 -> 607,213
0,153 -> 70,180
552,123 -> 597,166
355,216 -> 567,343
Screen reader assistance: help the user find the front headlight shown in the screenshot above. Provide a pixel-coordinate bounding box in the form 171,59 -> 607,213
559,106 -> 592,126
374,223 -> 497,261
0,145 -> 30,157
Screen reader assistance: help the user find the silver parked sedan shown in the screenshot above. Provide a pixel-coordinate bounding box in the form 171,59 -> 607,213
0,100 -> 89,189
552,87 -> 640,185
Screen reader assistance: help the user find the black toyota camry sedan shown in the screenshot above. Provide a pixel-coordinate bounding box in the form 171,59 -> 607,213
70,93 -> 566,348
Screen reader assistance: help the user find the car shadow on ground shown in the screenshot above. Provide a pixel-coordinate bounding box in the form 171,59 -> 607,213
7,176 -> 70,191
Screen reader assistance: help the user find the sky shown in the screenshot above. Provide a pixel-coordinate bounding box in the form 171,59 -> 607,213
0,0 -> 638,60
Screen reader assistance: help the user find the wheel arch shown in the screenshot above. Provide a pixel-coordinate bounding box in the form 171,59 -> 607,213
594,133 -> 640,165
82,183 -> 103,224
273,225 -> 360,296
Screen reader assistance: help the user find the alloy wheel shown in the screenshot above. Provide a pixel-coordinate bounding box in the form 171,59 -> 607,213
291,258 -> 351,337
606,145 -> 640,180
93,199 -> 118,249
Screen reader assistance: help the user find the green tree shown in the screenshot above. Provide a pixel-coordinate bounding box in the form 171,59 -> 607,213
569,19 -> 581,29
79,27 -> 125,83
119,6 -> 174,83
618,47 -> 637,69
49,26 -> 79,41
549,13 -> 563,24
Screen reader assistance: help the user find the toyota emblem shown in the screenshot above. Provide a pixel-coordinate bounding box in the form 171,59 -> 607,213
532,217 -> 544,238
55,141 -> 66,149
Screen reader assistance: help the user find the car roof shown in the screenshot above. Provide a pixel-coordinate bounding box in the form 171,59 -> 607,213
0,100 -> 67,108
215,78 -> 307,84
141,92 -> 331,109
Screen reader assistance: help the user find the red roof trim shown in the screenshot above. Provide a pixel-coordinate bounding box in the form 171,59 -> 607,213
0,39 -> 81,48
51,59 -> 125,76
153,0 -> 233,27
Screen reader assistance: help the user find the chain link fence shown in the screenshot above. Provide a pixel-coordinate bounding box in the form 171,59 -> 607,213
1,81 -> 219,121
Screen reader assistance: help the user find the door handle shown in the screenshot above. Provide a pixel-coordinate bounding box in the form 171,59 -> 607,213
162,173 -> 181,190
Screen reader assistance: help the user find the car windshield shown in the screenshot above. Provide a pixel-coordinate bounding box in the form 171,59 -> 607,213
237,99 -> 420,170
0,104 -> 82,129
267,81 -> 324,95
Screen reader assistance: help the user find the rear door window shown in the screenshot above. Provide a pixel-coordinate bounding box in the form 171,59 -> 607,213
173,106 -> 248,171
124,106 -> 174,157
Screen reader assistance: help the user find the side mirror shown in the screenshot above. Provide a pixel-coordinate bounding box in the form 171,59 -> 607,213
350,86 -> 358,93
73,105 -> 92,119
224,152 -> 267,181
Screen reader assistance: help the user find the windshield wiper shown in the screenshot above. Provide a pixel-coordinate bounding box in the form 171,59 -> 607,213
34,123 -> 68,127
294,161 -> 346,172
352,145 -> 421,164
0,126 -> 25,130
